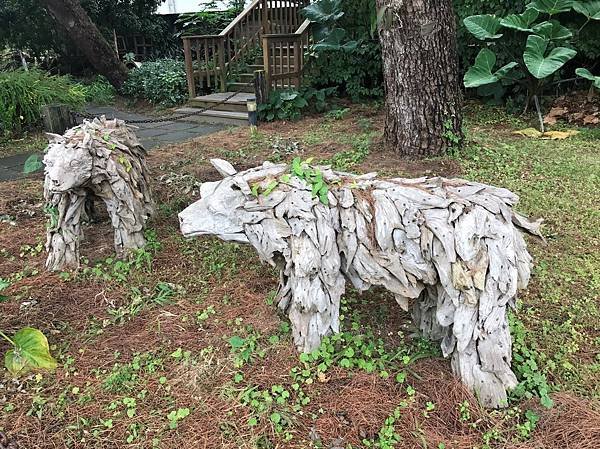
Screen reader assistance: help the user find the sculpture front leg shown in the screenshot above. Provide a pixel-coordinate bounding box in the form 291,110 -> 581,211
45,192 -> 86,271
278,232 -> 345,353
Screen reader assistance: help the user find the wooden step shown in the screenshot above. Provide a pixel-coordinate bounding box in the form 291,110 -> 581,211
228,82 -> 255,93
175,107 -> 249,126
188,92 -> 254,113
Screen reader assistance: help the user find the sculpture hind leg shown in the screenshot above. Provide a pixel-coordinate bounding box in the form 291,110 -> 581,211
45,192 -> 86,271
95,180 -> 148,258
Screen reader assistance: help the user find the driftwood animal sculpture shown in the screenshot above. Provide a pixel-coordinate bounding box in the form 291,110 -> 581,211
43,117 -> 153,271
179,159 -> 542,408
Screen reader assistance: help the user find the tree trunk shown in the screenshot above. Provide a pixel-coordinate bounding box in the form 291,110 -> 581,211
40,0 -> 129,89
376,0 -> 463,156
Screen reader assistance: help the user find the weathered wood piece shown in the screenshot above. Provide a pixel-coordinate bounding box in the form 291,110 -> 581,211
179,159 -> 543,408
43,116 -> 154,271
41,104 -> 76,134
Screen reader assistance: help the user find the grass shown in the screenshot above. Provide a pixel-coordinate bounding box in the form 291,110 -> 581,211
0,132 -> 47,159
0,103 -> 599,448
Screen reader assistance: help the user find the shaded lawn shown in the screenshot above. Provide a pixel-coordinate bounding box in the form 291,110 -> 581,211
0,104 -> 598,449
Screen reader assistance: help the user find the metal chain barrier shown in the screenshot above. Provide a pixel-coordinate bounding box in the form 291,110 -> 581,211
72,83 -> 253,125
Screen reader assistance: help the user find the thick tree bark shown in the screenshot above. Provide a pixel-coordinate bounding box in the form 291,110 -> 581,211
376,0 -> 463,156
40,0 -> 129,89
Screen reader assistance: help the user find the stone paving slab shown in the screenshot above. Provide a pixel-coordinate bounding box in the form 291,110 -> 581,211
0,105 -> 228,182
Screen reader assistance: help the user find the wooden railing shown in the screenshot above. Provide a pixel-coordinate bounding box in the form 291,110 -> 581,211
182,0 -> 311,98
263,19 -> 311,90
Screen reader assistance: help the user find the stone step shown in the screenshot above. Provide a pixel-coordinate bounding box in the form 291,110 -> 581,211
189,92 -> 254,113
175,108 -> 248,126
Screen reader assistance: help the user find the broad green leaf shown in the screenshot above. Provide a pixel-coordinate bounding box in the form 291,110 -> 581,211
527,0 -> 575,14
572,1 -> 600,18
532,20 -> 573,39
500,8 -> 539,31
464,48 -> 518,88
228,336 -> 246,348
576,68 -> 600,88
302,0 -> 344,23
4,328 -> 57,375
23,154 -> 43,174
523,35 -> 576,79
463,15 -> 503,40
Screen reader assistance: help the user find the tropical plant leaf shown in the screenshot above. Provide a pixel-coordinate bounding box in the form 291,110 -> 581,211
500,8 -> 539,31
532,20 -> 573,39
23,154 -> 43,174
463,15 -> 503,40
302,0 -> 344,23
527,0 -> 575,15
576,67 -> 600,88
464,48 -> 518,88
4,328 -> 57,375
572,1 -> 600,19
523,35 -> 576,79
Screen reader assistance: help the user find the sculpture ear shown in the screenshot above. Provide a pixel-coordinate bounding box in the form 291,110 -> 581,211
210,159 -> 237,177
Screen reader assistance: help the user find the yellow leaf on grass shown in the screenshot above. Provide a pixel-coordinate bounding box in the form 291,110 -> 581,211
541,130 -> 580,140
513,128 -> 543,138
317,371 -> 330,383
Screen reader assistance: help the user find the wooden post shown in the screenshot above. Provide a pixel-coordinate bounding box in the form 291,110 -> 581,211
218,38 -> 227,92
41,105 -> 75,134
183,38 -> 196,98
262,36 -> 272,91
254,70 -> 268,106
261,0 -> 270,34
293,39 -> 301,88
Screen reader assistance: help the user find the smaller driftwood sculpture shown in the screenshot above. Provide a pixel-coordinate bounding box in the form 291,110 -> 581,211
179,159 -> 543,408
43,117 -> 153,271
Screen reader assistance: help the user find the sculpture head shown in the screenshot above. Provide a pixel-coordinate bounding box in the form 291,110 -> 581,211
43,136 -> 93,193
179,159 -> 250,243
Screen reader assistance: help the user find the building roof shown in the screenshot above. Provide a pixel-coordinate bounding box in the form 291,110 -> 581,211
156,0 -> 231,15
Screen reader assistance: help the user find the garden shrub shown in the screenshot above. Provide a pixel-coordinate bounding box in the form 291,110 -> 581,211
0,69 -> 85,135
303,0 -> 383,101
305,41 -> 383,101
79,76 -> 116,105
123,59 -> 188,107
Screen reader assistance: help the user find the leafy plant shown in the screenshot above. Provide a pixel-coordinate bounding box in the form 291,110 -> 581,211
462,3 -> 596,130
288,157 -> 330,205
258,87 -> 336,122
1,327 -> 57,375
79,76 -> 116,105
167,407 -> 190,429
0,69 -> 85,135
0,278 -> 10,301
576,67 -> 600,88
23,154 -> 43,174
123,59 -> 187,107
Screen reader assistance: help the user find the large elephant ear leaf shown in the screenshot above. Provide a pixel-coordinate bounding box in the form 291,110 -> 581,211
302,0 -> 344,23
527,0 -> 575,15
464,48 -> 518,88
572,1 -> 600,19
576,68 -> 600,88
4,328 -> 57,375
500,8 -> 539,31
532,20 -> 573,40
463,15 -> 503,40
523,35 -> 576,79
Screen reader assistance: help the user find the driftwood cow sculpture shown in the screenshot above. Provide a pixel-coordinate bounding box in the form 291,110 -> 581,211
179,159 -> 542,407
43,117 -> 153,271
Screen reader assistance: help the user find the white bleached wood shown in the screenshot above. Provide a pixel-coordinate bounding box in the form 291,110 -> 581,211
43,117 -> 154,271
179,160 -> 542,408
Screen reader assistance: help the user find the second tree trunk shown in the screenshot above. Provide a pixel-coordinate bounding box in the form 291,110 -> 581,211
377,0 -> 463,156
